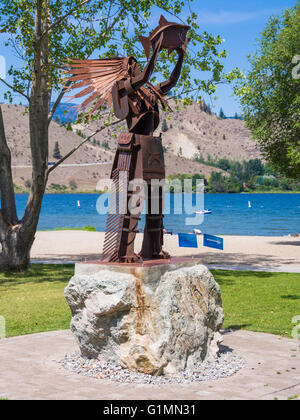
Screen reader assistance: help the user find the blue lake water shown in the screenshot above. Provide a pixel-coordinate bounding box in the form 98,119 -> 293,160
14,193 -> 300,236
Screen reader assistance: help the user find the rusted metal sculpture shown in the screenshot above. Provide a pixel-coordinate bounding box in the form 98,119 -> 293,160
66,16 -> 190,263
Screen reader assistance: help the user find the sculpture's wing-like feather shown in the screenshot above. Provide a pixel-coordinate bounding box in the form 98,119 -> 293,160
64,57 -> 129,114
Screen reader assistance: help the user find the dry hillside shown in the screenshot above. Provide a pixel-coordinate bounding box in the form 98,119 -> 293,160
77,99 -> 260,162
1,101 -> 260,191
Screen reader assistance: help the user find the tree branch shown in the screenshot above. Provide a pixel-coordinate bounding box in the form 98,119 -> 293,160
156,6 -> 188,25
48,6 -> 126,125
40,0 -> 91,40
0,78 -> 30,101
167,81 -> 227,102
48,80 -> 72,125
101,6 -> 125,37
47,118 -> 123,176
167,88 -> 200,101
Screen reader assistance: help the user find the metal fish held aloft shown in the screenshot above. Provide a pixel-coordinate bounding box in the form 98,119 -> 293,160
139,15 -> 191,59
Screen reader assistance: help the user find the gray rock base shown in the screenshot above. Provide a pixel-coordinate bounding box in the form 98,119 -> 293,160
65,260 -> 224,376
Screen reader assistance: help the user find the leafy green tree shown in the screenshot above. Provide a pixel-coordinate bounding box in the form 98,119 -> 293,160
0,0 -> 239,271
246,159 -> 264,177
236,3 -> 300,178
167,173 -> 205,193
217,158 -> 231,172
225,176 -> 243,193
208,172 -> 226,193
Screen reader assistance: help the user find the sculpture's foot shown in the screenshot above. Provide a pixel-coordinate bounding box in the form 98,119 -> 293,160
152,250 -> 171,260
139,251 -> 171,261
159,250 -> 171,260
122,254 -> 143,264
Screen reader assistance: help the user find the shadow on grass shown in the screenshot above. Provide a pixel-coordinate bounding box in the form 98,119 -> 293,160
211,269 -> 280,284
0,264 -> 74,288
222,324 -> 252,333
281,295 -> 300,300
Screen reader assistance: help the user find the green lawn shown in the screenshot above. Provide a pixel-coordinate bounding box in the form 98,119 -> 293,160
0,265 -> 73,337
53,225 -> 97,232
214,270 -> 300,337
0,265 -> 299,338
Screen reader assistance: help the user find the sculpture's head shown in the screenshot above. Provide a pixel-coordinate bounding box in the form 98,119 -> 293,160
139,15 -> 191,59
127,56 -> 142,78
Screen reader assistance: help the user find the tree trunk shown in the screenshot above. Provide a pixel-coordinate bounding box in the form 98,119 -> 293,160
0,226 -> 32,271
0,0 -> 50,272
0,105 -> 39,272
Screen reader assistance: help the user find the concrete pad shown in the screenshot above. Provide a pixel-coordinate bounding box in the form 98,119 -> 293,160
0,330 -> 299,400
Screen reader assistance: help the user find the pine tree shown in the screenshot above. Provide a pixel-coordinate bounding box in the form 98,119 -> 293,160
219,108 -> 226,119
66,120 -> 72,131
53,141 -> 62,159
161,119 -> 168,132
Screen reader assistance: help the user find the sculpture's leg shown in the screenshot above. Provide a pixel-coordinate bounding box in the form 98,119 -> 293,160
139,135 -> 170,260
118,145 -> 144,263
102,150 -> 129,263
141,182 -> 170,260
102,134 -> 143,263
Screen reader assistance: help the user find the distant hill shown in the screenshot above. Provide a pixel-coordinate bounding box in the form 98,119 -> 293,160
76,99 -> 260,162
1,101 -> 260,192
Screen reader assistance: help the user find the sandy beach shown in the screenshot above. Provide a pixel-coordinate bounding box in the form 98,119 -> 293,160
31,231 -> 300,272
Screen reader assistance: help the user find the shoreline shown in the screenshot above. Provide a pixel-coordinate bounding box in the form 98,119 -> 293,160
31,231 -> 300,273
39,228 -> 300,238
14,190 -> 300,195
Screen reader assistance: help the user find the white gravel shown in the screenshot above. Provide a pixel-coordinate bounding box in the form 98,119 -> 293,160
58,347 -> 245,385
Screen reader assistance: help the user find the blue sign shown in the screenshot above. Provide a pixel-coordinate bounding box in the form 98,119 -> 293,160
178,233 -> 198,248
203,234 -> 223,250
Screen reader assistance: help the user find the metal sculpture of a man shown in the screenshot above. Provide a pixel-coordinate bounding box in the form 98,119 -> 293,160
66,16 -> 190,263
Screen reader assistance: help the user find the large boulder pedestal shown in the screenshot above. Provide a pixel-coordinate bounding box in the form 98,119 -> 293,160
65,258 -> 224,376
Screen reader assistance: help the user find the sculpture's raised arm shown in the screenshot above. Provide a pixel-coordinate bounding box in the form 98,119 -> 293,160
131,33 -> 163,91
117,33 -> 163,96
156,48 -> 185,96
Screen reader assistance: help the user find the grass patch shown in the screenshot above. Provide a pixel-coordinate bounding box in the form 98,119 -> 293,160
54,225 -> 97,232
0,266 -> 299,338
212,270 -> 300,337
0,265 -> 73,337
